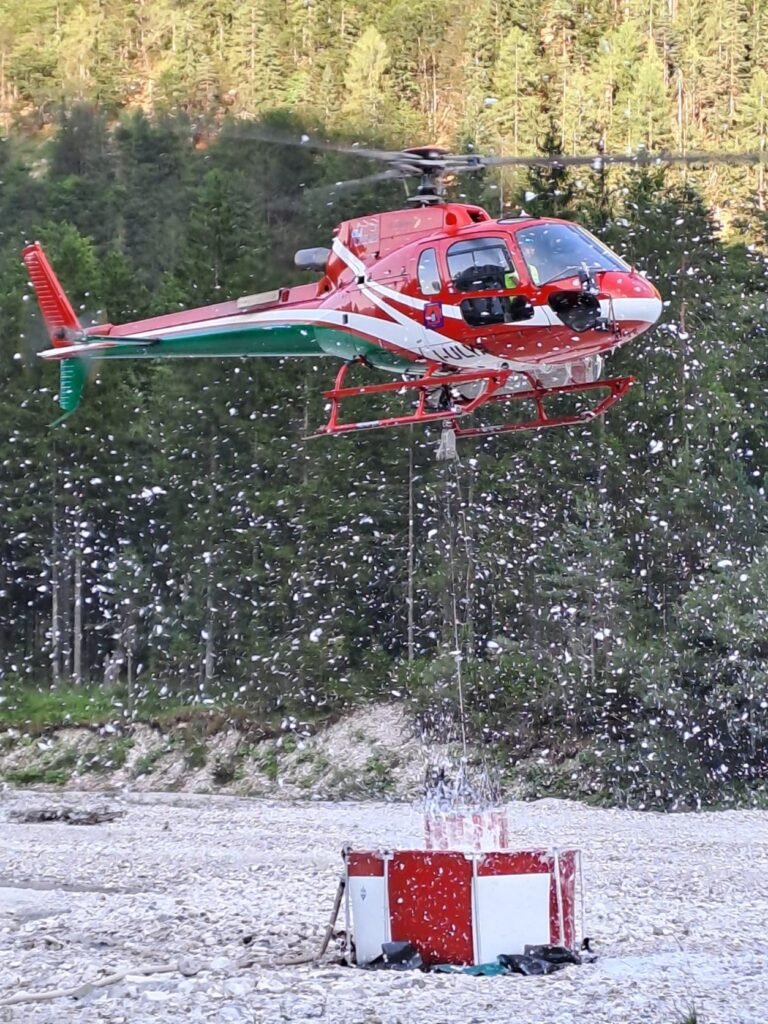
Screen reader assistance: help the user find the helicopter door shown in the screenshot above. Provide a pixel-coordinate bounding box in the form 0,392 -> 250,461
446,238 -> 533,327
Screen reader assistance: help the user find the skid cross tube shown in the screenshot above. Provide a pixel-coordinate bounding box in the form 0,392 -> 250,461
314,362 -> 512,436
312,359 -> 635,438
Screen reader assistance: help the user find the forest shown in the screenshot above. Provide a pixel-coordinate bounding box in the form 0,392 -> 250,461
1,0 -> 768,809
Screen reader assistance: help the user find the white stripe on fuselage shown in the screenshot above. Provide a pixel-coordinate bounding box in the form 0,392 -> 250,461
113,295 -> 658,348
45,237 -> 659,373
365,280 -> 463,320
358,282 -> 531,370
46,306 -> 525,373
333,236 -> 465,320
332,237 -> 366,278
87,307 -> 522,371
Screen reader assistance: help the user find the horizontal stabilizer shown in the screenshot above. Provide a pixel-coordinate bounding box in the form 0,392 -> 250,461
39,337 -> 158,361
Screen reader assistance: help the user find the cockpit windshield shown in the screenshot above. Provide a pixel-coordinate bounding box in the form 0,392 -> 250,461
516,224 -> 627,286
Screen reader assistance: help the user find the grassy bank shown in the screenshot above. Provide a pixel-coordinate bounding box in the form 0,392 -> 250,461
1,683 -> 142,733
0,682 -> 302,737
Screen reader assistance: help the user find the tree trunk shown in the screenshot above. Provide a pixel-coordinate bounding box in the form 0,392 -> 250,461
73,541 -> 83,683
204,573 -> 215,685
203,444 -> 217,686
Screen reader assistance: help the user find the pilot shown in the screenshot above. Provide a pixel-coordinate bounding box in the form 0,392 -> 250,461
519,236 -> 542,285
523,229 -> 572,285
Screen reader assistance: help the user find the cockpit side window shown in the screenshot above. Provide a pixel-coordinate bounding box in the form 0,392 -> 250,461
447,238 -> 518,292
417,248 -> 441,295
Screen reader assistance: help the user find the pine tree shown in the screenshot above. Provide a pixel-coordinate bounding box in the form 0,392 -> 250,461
341,26 -> 392,128
587,20 -> 645,150
628,40 -> 674,149
488,27 -> 541,155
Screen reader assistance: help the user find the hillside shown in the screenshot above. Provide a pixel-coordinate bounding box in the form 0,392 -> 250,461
0,705 -> 449,802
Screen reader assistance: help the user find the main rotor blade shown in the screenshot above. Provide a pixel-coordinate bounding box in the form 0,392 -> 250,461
213,125 -> 478,170
314,168 -> 407,193
214,125 -> 768,172
477,149 -> 768,170
298,162 -> 483,199
267,168 -> 407,213
218,124 -> 404,163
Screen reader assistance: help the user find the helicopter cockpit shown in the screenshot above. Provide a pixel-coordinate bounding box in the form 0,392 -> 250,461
514,223 -> 627,285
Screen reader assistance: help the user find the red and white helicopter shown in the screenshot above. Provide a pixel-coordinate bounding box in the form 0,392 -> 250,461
24,141 -> 666,441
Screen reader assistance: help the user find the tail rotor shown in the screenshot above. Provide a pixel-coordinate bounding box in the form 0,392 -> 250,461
22,242 -> 89,422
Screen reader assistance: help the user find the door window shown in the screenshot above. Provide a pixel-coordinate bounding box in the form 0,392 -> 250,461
459,295 -> 534,327
417,248 -> 441,295
447,238 -> 517,292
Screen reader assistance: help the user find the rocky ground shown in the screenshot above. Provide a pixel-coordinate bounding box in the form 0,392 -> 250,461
1,788 -> 767,1024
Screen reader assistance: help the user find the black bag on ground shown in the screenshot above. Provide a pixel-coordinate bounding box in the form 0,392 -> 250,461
364,940 -> 424,971
524,944 -> 582,966
497,953 -> 563,976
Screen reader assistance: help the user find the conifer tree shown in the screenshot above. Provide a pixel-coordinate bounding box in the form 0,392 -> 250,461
341,26 -> 392,128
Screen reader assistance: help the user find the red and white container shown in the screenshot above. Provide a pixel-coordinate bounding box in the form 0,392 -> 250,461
345,847 -> 580,966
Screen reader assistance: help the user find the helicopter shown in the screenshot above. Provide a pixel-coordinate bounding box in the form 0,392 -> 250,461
22,138 -> 672,441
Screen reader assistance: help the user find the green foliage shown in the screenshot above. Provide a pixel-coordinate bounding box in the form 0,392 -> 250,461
103,736 -> 133,770
361,751 -> 400,796
676,1009 -> 699,1024
182,741 -> 208,770
47,747 -> 80,771
82,736 -> 134,774
4,766 -> 70,786
0,0 -> 765,197
0,683 -> 122,732
257,745 -> 280,782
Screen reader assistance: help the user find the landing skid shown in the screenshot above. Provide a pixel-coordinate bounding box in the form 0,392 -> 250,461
311,360 -> 635,439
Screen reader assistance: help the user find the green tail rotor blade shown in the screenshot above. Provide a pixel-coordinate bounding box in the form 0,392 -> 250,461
51,357 -> 88,425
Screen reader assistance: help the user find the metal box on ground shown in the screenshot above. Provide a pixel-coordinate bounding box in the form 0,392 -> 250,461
345,847 -> 580,966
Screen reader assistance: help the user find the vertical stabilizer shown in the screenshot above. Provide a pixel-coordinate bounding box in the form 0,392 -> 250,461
22,242 -> 81,340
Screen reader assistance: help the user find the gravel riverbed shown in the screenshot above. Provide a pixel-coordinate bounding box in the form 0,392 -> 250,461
1,789 -> 766,1023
